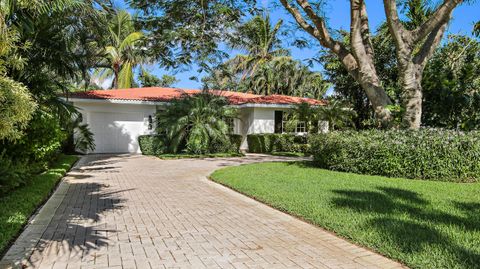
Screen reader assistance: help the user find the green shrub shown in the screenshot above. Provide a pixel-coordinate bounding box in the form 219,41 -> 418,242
247,134 -> 310,154
138,135 -> 166,155
139,134 -> 242,156
0,150 -> 28,194
228,134 -> 243,153
310,129 -> 480,182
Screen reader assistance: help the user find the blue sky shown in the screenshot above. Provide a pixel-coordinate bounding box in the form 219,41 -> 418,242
119,0 -> 480,89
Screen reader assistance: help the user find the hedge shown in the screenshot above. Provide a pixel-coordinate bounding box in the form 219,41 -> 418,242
247,134 -> 310,154
138,135 -> 166,156
138,134 -> 242,156
310,129 -> 480,182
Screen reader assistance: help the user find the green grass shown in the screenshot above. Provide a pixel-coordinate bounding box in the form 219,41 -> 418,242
156,152 -> 244,159
0,155 -> 78,255
210,162 -> 480,269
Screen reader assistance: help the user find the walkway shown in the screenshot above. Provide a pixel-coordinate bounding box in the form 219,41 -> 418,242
1,154 -> 405,269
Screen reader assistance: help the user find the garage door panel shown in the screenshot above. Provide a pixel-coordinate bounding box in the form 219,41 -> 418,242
89,112 -> 144,153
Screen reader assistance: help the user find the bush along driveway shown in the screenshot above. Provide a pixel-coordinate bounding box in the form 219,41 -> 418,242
211,162 -> 480,269
0,155 -> 78,256
1,154 -> 403,269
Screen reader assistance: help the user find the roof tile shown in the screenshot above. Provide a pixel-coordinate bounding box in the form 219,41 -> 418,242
68,87 -> 326,106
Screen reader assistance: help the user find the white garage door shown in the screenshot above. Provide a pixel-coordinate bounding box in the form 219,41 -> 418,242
89,112 -> 145,153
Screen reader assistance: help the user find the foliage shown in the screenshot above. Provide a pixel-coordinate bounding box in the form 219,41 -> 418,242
0,77 -> 37,140
247,134 -> 310,154
0,155 -> 78,254
94,10 -> 146,89
320,27 -> 399,129
139,134 -> 241,156
228,14 -> 287,78
317,100 -> 356,131
211,162 -> 480,269
138,135 -> 166,156
129,0 -> 255,69
203,15 -> 329,99
310,129 -> 480,182
138,68 -> 178,87
422,34 -> 480,130
0,150 -> 28,194
156,92 -> 238,154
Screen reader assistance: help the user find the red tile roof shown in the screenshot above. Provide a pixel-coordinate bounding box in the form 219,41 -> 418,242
68,87 -> 326,106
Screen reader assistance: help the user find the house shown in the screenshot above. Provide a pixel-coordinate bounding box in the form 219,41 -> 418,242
67,87 -> 327,153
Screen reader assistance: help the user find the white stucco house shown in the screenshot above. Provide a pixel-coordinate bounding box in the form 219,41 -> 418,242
67,87 -> 327,153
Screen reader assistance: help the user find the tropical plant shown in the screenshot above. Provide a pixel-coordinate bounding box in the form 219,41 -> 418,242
0,76 -> 37,141
228,14 -> 288,79
94,10 -> 145,89
284,102 -> 320,133
422,34 -> 480,130
156,92 -> 237,154
317,100 -> 356,131
138,68 -> 178,87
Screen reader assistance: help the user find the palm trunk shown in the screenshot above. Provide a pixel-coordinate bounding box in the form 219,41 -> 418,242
113,64 -> 119,89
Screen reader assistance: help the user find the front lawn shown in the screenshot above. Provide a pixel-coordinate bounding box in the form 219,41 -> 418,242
210,162 -> 480,269
0,155 -> 78,255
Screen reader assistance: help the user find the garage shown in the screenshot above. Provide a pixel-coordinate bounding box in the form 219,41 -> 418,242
71,100 -> 157,154
88,112 -> 145,153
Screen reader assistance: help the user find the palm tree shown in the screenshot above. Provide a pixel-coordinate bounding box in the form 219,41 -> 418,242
157,93 -> 238,154
318,100 -> 356,131
229,14 -> 288,79
95,10 -> 145,89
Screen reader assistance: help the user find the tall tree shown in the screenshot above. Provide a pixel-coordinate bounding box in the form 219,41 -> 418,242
228,14 -> 288,78
128,0 -> 256,70
383,0 -> 464,128
138,68 -> 178,87
279,0 -> 466,128
279,0 -> 393,126
95,10 -> 145,89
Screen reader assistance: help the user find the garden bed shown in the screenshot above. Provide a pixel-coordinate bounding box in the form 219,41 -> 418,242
210,161 -> 480,269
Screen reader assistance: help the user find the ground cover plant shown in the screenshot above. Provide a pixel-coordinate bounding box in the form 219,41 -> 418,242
0,155 -> 78,255
210,162 -> 480,269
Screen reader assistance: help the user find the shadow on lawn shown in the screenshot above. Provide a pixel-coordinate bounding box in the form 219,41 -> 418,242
332,187 -> 480,268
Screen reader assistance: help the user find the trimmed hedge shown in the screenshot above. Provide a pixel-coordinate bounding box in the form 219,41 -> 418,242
247,134 -> 310,154
138,134 -> 242,156
310,129 -> 480,182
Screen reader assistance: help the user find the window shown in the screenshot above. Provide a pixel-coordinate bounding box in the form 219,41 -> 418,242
226,118 -> 234,134
274,111 -> 283,133
281,121 -> 306,134
295,121 -> 306,133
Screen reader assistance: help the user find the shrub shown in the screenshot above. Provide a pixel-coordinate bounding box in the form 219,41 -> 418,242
138,135 -> 166,155
228,134 -> 243,153
0,150 -> 28,194
247,134 -> 310,154
310,129 -> 480,182
139,134 -> 242,156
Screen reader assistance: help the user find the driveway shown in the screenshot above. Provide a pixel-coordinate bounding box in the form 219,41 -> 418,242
1,154 -> 404,269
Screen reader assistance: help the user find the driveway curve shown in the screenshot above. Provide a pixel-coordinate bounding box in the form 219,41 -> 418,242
1,154 -> 405,269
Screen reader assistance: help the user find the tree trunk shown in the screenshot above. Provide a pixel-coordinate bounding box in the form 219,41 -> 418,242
400,64 -> 423,129
358,74 -> 393,126
113,64 -> 119,89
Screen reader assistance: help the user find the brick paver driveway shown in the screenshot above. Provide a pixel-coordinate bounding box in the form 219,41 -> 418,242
1,154 -> 405,269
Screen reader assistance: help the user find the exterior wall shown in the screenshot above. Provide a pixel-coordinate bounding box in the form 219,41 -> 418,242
236,107 -> 284,150
74,102 -> 156,153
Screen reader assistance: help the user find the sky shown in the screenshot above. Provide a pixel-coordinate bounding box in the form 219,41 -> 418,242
117,0 -> 480,89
